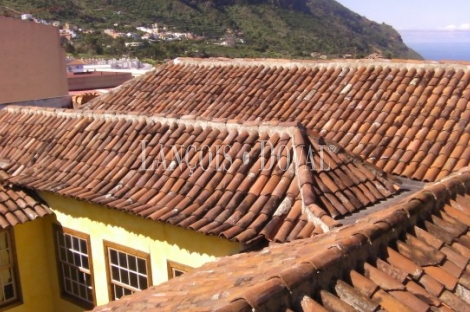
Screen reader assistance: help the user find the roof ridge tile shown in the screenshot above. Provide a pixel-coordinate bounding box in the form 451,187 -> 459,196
173,57 -> 470,71
2,106 -> 313,138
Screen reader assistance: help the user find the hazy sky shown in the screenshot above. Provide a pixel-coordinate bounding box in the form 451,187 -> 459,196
335,0 -> 470,30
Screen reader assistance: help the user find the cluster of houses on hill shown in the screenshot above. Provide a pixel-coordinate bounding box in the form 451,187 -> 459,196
20,11 -> 244,50
21,14 -> 78,41
20,12 -> 199,48
103,23 -> 197,43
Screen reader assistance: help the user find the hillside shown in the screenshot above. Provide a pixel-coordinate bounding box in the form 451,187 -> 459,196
0,0 -> 422,59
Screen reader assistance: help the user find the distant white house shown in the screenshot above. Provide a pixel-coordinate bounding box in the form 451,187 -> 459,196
141,33 -> 153,40
104,29 -> 121,39
66,59 -> 87,73
33,18 -> 48,25
126,32 -> 139,39
21,14 -> 33,20
136,26 -> 153,34
83,58 -> 154,77
59,28 -> 77,40
125,42 -> 144,47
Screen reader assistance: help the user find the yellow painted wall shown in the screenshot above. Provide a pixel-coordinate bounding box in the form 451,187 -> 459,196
9,217 -> 55,312
40,191 -> 244,309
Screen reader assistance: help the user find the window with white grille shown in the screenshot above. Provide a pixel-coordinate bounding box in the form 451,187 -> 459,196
104,241 -> 151,300
0,229 -> 20,307
54,226 -> 94,308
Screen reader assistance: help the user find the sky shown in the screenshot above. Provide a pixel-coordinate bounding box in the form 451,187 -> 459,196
335,0 -> 470,30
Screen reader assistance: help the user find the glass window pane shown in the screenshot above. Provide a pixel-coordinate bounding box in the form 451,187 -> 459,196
79,272 -> 87,284
82,255 -> 89,270
137,258 -> 146,274
62,266 -> 70,279
65,235 -> 72,249
65,279 -> 72,293
173,269 -> 184,277
129,257 -> 137,271
84,274 -> 91,286
86,288 -> 92,301
114,285 -> 123,300
57,232 -> 65,247
130,273 -> 138,288
72,281 -> 78,295
79,285 -> 86,298
121,269 -> 129,284
80,239 -> 87,253
71,267 -> 78,281
138,275 -> 148,290
110,249 -> 118,265
124,287 -> 132,296
0,231 -> 18,304
66,249 -> 74,263
118,253 -> 127,267
72,237 -> 80,251
86,287 -> 93,301
59,247 -> 66,262
111,266 -> 120,281
74,252 -> 81,267
4,283 -> 14,300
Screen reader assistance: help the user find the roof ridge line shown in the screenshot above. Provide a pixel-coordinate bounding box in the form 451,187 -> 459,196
173,57 -> 470,71
2,106 -> 311,136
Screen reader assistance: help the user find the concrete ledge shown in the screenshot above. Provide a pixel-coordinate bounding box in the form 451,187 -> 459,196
68,71 -> 133,91
0,96 -> 72,109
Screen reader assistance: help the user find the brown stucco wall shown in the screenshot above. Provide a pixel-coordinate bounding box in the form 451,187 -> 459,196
0,18 -> 68,104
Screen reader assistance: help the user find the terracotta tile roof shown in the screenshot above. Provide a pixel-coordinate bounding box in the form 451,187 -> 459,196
91,166 -> 470,312
71,93 -> 102,108
0,106 -> 400,243
83,58 -> 470,182
0,171 -> 51,229
67,59 -> 88,66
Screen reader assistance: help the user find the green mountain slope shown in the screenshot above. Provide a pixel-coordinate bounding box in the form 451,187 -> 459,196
0,0 -> 422,59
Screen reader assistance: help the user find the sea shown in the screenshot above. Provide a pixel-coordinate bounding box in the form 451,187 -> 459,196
400,30 -> 470,62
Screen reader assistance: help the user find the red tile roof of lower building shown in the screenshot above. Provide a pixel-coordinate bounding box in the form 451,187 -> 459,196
0,106 -> 401,243
66,59 -> 88,66
82,58 -> 470,182
0,171 -> 51,228
91,166 -> 470,311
